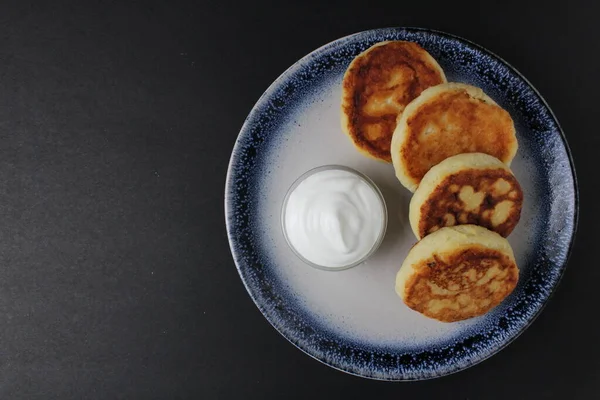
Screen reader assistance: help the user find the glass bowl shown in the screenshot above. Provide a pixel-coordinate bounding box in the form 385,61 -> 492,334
281,165 -> 388,271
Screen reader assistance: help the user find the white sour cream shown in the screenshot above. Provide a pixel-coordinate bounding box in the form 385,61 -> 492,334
283,167 -> 386,269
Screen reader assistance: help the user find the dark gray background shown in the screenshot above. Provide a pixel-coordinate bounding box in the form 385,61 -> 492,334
0,0 -> 596,398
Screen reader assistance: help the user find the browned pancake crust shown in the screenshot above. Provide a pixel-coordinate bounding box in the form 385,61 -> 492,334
401,90 -> 516,183
403,246 -> 519,322
342,42 -> 445,162
418,168 -> 523,238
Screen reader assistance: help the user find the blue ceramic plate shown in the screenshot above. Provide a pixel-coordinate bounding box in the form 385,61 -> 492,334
225,28 -> 578,380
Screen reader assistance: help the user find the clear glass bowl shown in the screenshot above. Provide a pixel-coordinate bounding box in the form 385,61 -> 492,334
281,165 -> 388,271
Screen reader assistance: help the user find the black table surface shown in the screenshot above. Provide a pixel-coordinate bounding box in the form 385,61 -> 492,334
0,1 -> 597,398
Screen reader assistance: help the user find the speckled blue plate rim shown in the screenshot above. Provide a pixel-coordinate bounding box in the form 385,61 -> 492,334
224,27 -> 579,381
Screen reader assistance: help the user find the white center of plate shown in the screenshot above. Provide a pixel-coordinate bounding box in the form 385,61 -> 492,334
256,74 -> 540,347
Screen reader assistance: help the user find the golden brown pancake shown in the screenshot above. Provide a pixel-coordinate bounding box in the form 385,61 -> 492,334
410,153 -> 523,239
341,41 -> 446,162
391,83 -> 518,191
395,225 -> 519,322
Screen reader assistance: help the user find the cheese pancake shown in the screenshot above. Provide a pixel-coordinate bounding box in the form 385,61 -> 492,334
391,83 -> 518,191
396,225 -> 519,322
410,153 -> 523,239
341,41 -> 446,162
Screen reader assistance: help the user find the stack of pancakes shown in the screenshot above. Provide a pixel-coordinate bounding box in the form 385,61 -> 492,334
341,41 -> 523,322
